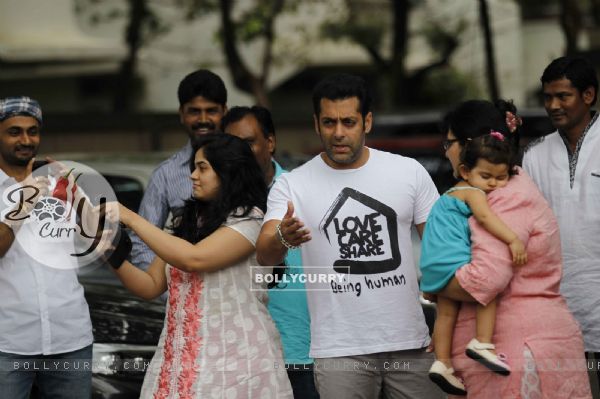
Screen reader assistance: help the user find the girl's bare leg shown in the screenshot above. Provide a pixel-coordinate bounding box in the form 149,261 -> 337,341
433,295 -> 461,368
476,298 -> 497,353
437,276 -> 476,302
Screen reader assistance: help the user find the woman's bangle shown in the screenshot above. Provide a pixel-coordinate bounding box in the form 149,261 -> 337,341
276,222 -> 299,250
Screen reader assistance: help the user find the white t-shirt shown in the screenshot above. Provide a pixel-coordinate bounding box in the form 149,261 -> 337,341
264,148 -> 439,358
523,121 -> 600,352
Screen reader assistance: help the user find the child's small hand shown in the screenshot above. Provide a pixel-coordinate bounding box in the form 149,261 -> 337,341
509,238 -> 527,266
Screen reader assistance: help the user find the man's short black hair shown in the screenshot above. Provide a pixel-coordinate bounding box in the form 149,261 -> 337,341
541,56 -> 599,105
177,69 -> 227,107
221,105 -> 275,139
312,73 -> 372,118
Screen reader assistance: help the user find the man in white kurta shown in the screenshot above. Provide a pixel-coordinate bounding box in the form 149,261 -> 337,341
523,56 -> 600,380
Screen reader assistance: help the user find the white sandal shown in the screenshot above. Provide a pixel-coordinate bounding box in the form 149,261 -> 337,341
465,338 -> 511,375
429,360 -> 467,396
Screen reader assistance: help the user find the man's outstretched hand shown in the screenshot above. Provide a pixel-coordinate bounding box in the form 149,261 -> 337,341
278,201 -> 311,247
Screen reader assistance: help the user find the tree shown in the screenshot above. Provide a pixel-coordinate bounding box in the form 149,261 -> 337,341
559,0 -> 583,55
518,0 -> 600,55
114,0 -> 151,112
76,0 -> 179,113
217,0 -> 285,107
321,0 -> 464,108
78,0 -> 293,109
478,0 -> 499,101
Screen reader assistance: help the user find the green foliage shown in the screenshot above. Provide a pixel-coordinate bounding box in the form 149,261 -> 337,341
320,0 -> 388,53
210,0 -> 297,52
321,21 -> 385,50
140,11 -> 171,42
74,0 -> 167,45
179,0 -> 219,20
419,66 -> 480,106
237,1 -> 278,41
219,1 -> 295,44
75,0 -> 126,25
420,19 -> 467,55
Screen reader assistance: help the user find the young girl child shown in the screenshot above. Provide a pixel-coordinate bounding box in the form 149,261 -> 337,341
420,131 -> 527,396
106,134 -> 293,398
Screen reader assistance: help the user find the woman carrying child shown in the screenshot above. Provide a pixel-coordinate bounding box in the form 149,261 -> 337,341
421,117 -> 527,395
422,100 -> 591,398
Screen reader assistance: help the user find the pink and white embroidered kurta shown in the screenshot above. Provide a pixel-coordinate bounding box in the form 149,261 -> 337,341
140,210 -> 293,399
450,169 -> 591,398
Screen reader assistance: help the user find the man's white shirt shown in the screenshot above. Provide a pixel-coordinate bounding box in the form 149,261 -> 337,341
264,148 -> 439,358
523,117 -> 600,352
0,169 -> 92,355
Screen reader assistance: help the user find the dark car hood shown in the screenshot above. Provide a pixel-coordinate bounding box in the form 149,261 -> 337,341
83,282 -> 165,345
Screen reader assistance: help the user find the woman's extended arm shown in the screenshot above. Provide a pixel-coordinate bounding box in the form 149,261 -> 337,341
117,203 -> 255,273
112,256 -> 168,300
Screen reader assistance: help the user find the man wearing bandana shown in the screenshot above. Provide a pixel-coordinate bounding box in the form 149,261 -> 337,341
0,97 -> 94,398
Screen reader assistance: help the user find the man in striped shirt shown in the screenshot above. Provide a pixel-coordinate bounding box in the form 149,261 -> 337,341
130,70 -> 228,269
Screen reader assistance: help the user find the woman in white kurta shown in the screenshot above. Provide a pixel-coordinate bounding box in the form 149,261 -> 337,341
108,134 -> 292,399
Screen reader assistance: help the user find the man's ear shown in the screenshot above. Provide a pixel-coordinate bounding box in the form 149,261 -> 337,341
583,86 -> 596,106
314,114 -> 320,137
364,111 -> 373,135
178,106 -> 185,124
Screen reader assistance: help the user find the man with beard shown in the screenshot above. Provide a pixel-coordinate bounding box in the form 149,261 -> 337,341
256,74 -> 442,399
523,56 -> 600,393
0,97 -> 94,398
130,70 -> 228,269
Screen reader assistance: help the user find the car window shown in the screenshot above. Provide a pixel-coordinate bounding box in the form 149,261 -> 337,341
102,175 -> 144,212
78,174 -> 144,282
413,155 -> 455,193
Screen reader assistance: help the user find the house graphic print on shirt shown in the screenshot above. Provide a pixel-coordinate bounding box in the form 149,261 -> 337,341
319,187 -> 400,275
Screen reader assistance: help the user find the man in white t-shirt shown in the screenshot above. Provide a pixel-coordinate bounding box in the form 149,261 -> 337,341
256,74 -> 442,399
523,55 -> 600,393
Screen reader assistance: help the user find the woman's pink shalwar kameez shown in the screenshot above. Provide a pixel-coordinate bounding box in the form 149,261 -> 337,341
451,168 -> 592,398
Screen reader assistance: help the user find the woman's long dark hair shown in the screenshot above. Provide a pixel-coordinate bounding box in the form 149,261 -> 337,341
441,99 -> 522,168
442,99 -> 521,152
174,134 -> 284,285
174,134 -> 267,243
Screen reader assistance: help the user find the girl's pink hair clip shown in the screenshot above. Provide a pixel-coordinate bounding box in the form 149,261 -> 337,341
490,130 -> 505,141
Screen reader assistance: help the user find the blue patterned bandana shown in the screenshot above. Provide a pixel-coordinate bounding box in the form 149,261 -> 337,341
0,96 -> 43,124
